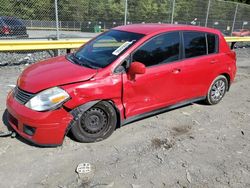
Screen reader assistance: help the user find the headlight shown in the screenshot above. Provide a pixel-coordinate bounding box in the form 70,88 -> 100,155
25,87 -> 70,111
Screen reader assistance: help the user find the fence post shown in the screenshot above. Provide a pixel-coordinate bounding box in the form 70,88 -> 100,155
124,0 -> 128,25
54,0 -> 60,40
171,0 -> 176,24
54,0 -> 60,56
231,3 -> 239,36
205,0 -> 211,27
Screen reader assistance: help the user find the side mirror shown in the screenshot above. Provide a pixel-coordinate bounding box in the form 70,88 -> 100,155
128,61 -> 146,81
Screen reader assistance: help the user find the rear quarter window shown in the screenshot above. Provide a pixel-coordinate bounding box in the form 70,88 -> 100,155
207,34 -> 219,54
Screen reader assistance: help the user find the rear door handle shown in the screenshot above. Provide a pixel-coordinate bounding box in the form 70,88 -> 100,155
172,68 -> 181,74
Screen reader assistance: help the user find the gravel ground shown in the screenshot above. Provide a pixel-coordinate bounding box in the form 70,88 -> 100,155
0,49 -> 250,188
0,50 -> 59,66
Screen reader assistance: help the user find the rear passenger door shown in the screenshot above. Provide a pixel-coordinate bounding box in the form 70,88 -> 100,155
179,31 -> 219,99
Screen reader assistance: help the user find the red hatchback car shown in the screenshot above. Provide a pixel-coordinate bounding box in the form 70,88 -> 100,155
6,24 -> 236,146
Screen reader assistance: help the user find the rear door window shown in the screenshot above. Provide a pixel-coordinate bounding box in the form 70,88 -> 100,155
207,34 -> 218,54
132,32 -> 180,67
183,32 -> 207,58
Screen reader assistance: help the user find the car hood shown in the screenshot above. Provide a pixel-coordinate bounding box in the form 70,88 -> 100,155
18,55 -> 97,93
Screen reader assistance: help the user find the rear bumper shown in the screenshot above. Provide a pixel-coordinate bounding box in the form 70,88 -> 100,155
6,91 -> 73,146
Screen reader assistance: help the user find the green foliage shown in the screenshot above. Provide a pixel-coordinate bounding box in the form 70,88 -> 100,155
127,0 -> 171,22
0,0 -> 54,20
0,0 -> 12,16
0,0 -> 249,23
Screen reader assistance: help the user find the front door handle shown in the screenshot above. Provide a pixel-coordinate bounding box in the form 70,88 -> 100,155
210,59 -> 218,64
172,68 -> 181,74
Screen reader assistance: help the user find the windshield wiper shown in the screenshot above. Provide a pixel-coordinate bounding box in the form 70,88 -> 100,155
67,54 -> 98,69
76,54 -> 100,69
80,55 -> 96,64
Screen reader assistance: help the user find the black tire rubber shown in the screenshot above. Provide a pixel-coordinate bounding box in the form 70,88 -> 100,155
205,75 -> 228,105
70,101 -> 117,143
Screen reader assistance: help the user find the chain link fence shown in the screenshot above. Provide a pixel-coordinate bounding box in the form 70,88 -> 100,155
0,0 -> 249,66
0,0 -> 249,40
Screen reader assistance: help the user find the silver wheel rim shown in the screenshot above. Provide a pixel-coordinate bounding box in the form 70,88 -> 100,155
211,79 -> 226,102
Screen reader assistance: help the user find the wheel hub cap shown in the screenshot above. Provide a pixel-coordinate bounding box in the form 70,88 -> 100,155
81,108 -> 108,134
211,80 -> 226,101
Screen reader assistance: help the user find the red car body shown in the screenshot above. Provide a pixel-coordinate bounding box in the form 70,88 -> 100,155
6,24 -> 236,146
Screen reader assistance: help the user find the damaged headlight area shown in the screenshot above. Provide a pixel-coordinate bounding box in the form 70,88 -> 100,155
25,87 -> 70,111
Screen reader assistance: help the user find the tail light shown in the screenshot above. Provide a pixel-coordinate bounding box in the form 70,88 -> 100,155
2,26 -> 10,34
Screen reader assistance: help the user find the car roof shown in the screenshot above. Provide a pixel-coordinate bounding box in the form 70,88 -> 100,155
114,24 -> 221,35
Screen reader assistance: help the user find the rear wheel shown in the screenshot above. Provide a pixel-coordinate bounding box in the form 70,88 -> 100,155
205,75 -> 228,105
70,101 -> 117,143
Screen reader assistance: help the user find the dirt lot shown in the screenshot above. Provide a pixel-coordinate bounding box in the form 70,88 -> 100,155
0,49 -> 250,188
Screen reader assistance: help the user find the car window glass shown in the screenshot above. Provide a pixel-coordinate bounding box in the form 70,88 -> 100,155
75,30 -> 144,68
132,32 -> 180,67
207,34 -> 218,54
183,32 -> 207,58
2,17 -> 23,26
93,36 -> 120,49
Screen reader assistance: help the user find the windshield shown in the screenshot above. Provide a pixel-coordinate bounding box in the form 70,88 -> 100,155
72,30 -> 144,68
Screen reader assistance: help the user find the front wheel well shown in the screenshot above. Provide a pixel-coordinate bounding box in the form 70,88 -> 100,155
69,100 -> 122,130
69,100 -> 119,143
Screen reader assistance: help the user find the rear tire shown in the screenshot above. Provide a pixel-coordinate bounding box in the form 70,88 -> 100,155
205,75 -> 228,105
70,101 -> 117,143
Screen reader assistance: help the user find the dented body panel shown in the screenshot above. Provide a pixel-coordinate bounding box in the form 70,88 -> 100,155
62,74 -> 125,120
18,56 -> 97,93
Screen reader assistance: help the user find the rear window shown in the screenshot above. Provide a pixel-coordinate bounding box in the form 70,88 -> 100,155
2,17 -> 23,26
207,34 -> 218,54
183,32 -> 207,58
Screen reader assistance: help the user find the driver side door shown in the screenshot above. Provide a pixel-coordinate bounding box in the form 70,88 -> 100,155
122,32 -> 183,118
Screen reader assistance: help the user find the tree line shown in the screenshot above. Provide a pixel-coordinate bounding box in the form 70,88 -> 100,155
0,0 -> 249,24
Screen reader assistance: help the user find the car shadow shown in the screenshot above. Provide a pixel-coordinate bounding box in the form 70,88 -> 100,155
122,102 -> 203,126
66,131 -> 79,142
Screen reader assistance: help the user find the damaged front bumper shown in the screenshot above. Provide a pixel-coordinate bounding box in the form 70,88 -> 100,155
6,91 -> 73,146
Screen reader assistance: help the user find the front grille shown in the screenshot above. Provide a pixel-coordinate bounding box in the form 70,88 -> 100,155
14,87 -> 35,104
